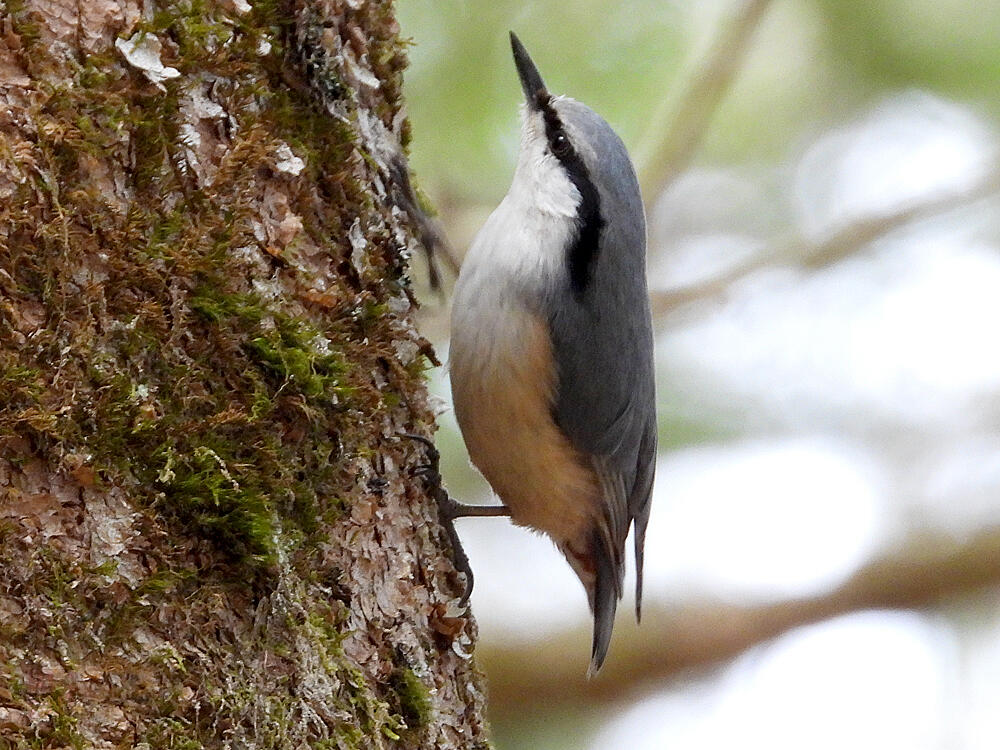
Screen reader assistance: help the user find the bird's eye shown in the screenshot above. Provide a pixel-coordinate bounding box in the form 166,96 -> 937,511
551,132 -> 571,156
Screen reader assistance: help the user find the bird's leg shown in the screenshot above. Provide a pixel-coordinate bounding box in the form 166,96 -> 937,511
398,433 -> 510,607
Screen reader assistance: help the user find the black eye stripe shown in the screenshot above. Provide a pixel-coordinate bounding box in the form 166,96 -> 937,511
537,93 -> 571,156
535,95 -> 604,298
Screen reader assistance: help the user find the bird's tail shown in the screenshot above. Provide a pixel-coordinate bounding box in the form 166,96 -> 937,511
587,527 -> 623,677
563,525 -> 625,676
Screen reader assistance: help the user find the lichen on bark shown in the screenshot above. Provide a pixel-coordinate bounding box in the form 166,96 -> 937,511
0,0 -> 490,747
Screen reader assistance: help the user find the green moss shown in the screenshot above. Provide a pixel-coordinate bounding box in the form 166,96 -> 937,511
153,443 -> 280,564
4,0 -> 42,49
35,693 -> 87,750
143,718 -> 204,750
190,289 -> 266,325
332,726 -> 365,747
35,549 -> 77,608
390,668 -> 434,729
0,363 -> 43,413
248,326 -> 348,402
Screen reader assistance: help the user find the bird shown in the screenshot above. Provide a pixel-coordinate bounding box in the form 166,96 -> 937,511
445,32 -> 657,675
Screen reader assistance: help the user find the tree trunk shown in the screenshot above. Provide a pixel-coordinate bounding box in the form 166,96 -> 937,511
0,1 -> 489,747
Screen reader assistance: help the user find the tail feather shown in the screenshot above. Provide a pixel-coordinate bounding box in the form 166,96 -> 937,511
587,528 -> 621,677
634,513 -> 649,623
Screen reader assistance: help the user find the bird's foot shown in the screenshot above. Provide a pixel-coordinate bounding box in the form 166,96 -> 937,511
398,433 -> 509,607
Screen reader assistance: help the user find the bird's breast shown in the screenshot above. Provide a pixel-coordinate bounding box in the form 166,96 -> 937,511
447,188 -> 603,545
449,288 -> 600,547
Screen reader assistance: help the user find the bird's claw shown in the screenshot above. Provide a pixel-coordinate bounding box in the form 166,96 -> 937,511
398,433 -> 475,606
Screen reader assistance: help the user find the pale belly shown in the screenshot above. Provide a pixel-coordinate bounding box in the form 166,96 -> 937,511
448,301 -> 598,546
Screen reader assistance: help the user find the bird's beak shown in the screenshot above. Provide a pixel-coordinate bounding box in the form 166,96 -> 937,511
510,32 -> 548,110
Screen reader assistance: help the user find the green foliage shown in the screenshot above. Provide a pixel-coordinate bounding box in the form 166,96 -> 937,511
815,0 -> 1000,101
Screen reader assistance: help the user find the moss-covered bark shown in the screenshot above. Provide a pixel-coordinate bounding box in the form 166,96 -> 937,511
0,1 -> 489,747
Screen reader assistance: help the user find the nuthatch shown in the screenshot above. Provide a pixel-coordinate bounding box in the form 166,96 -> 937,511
447,33 -> 657,674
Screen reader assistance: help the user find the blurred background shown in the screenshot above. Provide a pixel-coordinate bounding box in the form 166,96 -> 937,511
397,0 -> 1000,747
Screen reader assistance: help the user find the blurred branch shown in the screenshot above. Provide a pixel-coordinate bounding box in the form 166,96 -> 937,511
636,0 -> 773,198
651,166 -> 1000,319
481,525 -> 1000,720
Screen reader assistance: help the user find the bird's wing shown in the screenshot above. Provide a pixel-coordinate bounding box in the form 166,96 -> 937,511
548,276 -> 657,655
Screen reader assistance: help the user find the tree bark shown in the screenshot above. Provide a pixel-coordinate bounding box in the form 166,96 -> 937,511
0,1 -> 489,747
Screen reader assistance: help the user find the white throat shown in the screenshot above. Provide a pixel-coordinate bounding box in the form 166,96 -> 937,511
451,103 -> 584,332
510,103 -> 580,219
